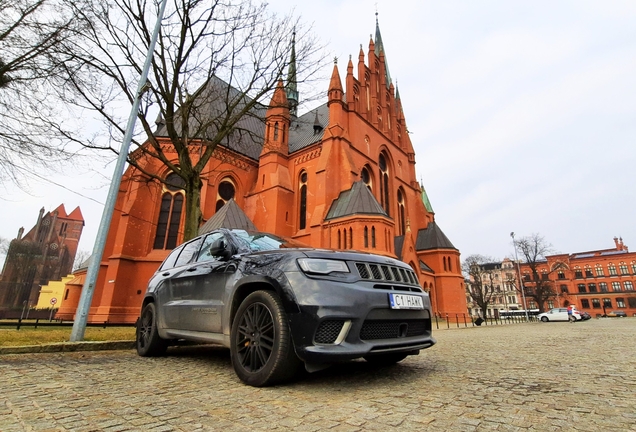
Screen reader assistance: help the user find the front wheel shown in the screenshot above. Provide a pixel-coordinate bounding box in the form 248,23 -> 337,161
230,291 -> 301,387
364,353 -> 409,366
136,302 -> 168,357
540,316 -> 549,322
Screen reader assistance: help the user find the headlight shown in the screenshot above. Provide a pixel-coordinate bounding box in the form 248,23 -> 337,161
297,258 -> 350,275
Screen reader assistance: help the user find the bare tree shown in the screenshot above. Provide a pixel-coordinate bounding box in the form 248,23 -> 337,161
53,0 -> 323,241
514,233 -> 557,312
463,254 -> 499,319
72,249 -> 91,272
0,0 -> 89,185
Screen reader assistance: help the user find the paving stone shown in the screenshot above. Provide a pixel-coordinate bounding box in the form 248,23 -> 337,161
0,319 -> 635,430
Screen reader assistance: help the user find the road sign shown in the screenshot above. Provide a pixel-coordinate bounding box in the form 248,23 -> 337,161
50,298 -> 57,305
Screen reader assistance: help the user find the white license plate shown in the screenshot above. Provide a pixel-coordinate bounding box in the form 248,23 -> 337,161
389,293 -> 424,310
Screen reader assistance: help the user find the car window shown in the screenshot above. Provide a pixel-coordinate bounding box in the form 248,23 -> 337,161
159,245 -> 185,271
197,232 -> 226,262
231,230 -> 308,251
174,237 -> 204,267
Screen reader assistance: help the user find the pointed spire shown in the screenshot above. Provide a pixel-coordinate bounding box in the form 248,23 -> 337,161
285,30 -> 298,116
313,110 -> 323,135
421,182 -> 434,213
269,80 -> 288,109
328,59 -> 343,102
374,13 -> 392,88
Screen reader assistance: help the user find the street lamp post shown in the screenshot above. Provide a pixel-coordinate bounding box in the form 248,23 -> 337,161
510,232 -> 530,322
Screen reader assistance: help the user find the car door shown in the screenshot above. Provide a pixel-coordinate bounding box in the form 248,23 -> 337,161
163,236 -> 205,330
170,232 -> 234,334
153,244 -> 186,329
181,232 -> 236,333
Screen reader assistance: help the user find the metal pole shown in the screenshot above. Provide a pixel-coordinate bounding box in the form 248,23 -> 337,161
70,0 -> 169,341
511,232 -> 530,322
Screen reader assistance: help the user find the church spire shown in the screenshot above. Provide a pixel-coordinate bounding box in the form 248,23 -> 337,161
285,31 -> 299,117
374,13 -> 392,88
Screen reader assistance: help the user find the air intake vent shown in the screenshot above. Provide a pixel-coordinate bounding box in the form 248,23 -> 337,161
314,320 -> 345,344
355,262 -> 420,287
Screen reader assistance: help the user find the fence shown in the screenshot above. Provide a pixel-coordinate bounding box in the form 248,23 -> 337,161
433,312 -> 539,330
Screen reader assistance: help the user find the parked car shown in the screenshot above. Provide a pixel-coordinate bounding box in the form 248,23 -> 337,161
606,310 -> 627,317
537,308 -> 582,322
579,311 -> 592,320
136,228 -> 436,386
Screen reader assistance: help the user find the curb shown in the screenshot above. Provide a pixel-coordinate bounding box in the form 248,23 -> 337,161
0,340 -> 135,355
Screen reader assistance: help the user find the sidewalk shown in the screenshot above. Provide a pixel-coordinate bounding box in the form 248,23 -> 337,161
0,340 -> 135,355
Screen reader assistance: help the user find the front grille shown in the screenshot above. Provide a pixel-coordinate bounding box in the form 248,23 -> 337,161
314,320 -> 345,344
360,319 -> 428,340
355,262 -> 420,287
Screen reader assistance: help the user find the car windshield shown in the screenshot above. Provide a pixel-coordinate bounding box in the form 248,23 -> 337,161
231,230 -> 308,252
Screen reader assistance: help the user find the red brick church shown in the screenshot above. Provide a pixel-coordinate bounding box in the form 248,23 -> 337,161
58,19 -> 467,323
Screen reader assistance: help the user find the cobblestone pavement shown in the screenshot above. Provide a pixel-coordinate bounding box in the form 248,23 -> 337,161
2,318 -> 635,431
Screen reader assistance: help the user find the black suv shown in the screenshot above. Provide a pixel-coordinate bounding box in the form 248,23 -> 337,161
136,228 -> 436,386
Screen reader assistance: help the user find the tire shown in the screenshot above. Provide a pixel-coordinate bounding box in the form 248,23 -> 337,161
230,290 -> 301,387
540,316 -> 549,322
364,353 -> 409,366
136,302 -> 168,357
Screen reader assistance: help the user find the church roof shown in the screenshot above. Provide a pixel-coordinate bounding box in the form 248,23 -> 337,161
325,180 -> 387,220
415,222 -> 457,251
288,103 -> 329,153
153,75 -> 267,161
419,260 -> 435,273
421,186 -> 434,213
394,235 -> 405,260
198,198 -> 257,235
66,206 -> 84,222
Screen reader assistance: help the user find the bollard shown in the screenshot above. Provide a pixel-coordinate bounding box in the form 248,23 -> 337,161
456,314 -> 460,328
435,313 -> 439,330
446,313 -> 449,329
463,314 -> 467,327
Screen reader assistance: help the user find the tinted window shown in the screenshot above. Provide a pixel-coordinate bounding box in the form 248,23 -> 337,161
174,237 -> 204,267
197,232 -> 226,262
159,244 -> 185,270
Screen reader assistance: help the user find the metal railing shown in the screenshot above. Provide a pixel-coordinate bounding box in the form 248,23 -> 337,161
432,313 -> 539,330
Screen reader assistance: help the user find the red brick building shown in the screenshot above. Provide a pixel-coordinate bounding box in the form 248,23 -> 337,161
0,205 -> 84,309
519,237 -> 636,317
58,20 -> 466,323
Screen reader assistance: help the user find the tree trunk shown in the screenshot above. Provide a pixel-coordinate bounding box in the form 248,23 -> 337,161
182,174 -> 203,242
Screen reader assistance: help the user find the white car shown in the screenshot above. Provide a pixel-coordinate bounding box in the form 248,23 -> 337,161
538,308 -> 581,322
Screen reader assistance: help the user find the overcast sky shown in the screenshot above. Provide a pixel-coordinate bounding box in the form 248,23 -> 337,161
1,0 -> 635,267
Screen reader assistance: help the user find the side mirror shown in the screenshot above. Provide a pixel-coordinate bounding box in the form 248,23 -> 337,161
208,238 -> 233,261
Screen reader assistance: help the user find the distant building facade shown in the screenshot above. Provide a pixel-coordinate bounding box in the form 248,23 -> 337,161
519,237 -> 636,317
465,258 -> 522,318
0,205 -> 84,309
58,20 -> 467,323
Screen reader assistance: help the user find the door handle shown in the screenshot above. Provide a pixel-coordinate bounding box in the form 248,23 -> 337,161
162,272 -> 170,276
186,267 -> 197,272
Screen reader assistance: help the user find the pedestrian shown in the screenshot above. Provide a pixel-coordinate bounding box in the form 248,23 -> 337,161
567,305 -> 575,323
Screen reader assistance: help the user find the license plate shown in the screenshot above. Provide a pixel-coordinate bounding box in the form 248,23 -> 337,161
389,293 -> 424,310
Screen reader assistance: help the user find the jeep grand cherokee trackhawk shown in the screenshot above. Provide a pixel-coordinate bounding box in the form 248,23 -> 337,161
136,228 -> 436,386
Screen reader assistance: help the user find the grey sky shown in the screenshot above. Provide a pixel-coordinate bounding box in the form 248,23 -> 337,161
1,0 -> 634,266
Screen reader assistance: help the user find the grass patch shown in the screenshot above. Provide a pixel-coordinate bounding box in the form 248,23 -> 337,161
0,326 -> 136,347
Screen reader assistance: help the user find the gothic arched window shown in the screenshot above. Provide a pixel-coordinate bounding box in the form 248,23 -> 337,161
154,173 -> 185,250
215,178 -> 236,212
299,171 -> 308,230
397,188 -> 406,235
378,152 -> 390,216
361,165 -> 372,191
364,226 -> 369,248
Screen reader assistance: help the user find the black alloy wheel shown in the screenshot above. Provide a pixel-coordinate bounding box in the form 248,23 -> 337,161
136,302 -> 168,357
230,290 -> 301,387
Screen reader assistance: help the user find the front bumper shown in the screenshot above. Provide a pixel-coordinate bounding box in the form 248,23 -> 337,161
284,271 -> 436,364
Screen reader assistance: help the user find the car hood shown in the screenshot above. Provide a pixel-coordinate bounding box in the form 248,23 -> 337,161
245,248 -> 410,268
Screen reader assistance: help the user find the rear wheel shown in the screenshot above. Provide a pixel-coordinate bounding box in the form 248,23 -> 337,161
364,353 -> 409,366
540,316 -> 549,322
136,302 -> 168,357
230,291 -> 301,387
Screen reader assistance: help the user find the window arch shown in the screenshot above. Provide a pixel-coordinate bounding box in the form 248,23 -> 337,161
299,171 -> 308,230
215,177 -> 236,212
343,229 -> 347,250
364,226 -> 369,248
378,152 -> 390,216
154,173 -> 185,250
371,226 -> 376,248
349,227 -> 353,249
397,187 -> 406,235
361,165 -> 373,191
